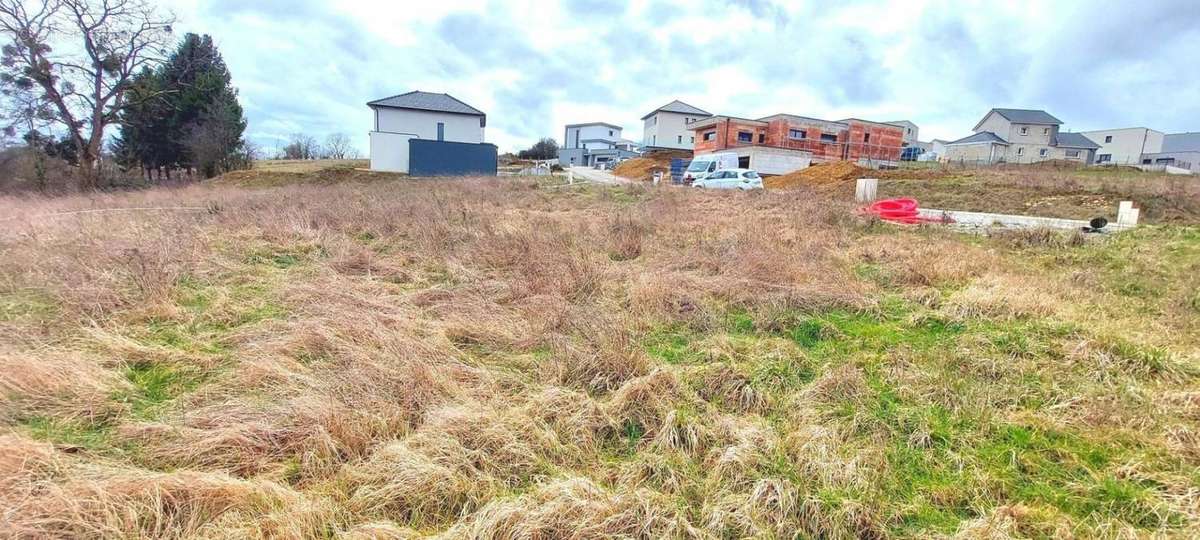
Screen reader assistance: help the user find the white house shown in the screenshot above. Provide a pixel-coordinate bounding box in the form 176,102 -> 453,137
641,100 -> 712,150
885,120 -> 920,147
557,122 -> 639,167
1081,127 -> 1164,165
368,91 -> 486,173
945,108 -> 1098,164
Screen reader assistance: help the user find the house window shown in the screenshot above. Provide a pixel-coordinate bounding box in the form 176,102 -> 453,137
1097,154 -> 1111,162
437,122 -> 445,141
864,133 -> 871,143
1105,135 -> 1113,143
653,117 -> 657,125
758,134 -> 764,143
703,131 -> 715,141
1043,128 -> 1049,135
1017,147 -> 1024,155
737,131 -> 752,143
1066,150 -> 1080,158
1156,158 -> 1175,165
789,129 -> 807,139
677,135 -> 682,144
1039,148 -> 1048,157
1142,159 -> 1151,164
609,130 -> 614,136
689,136 -> 694,143
652,135 -> 656,144
1020,127 -> 1028,135
820,133 -> 837,142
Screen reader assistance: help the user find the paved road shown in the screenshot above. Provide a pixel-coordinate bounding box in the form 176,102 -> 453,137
568,166 -> 627,184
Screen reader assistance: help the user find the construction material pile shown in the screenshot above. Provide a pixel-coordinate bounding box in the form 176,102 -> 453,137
764,161 -> 868,190
612,158 -> 666,182
613,149 -> 692,181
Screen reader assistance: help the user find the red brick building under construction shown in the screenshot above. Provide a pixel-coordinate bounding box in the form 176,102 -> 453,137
689,113 -> 905,165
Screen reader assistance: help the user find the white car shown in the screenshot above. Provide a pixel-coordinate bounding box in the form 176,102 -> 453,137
691,168 -> 763,190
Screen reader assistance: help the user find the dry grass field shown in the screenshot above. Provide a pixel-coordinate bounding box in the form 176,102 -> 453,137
1,173 -> 1199,538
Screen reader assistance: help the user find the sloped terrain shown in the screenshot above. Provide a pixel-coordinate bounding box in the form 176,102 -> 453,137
1,179 -> 1198,538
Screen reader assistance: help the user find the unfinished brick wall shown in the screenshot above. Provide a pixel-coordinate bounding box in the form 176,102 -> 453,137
845,121 -> 904,162
692,116 -> 904,163
692,118 -> 769,153
763,119 -> 845,161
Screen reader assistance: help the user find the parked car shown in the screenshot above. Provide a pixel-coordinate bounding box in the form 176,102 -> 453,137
691,168 -> 763,190
683,152 -> 738,184
900,146 -> 925,161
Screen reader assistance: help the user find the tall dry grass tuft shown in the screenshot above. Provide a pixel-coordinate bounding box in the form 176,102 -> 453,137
0,351 -> 128,422
448,477 -> 698,539
2,175 -> 1197,536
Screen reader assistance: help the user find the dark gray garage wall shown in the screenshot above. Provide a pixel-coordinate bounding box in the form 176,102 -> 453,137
408,139 -> 498,176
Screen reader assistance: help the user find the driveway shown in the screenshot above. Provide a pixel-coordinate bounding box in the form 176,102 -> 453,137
568,166 -> 628,184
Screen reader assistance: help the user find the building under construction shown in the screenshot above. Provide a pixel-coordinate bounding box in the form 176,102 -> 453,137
689,113 -> 905,166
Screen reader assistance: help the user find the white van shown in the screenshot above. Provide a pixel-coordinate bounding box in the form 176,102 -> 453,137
683,152 -> 738,184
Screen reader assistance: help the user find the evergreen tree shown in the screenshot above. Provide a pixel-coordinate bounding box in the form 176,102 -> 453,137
115,33 -> 247,179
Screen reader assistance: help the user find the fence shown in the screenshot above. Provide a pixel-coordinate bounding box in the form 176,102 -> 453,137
408,139 -> 498,176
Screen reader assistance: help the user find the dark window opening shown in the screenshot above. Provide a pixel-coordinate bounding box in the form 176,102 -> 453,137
1105,135 -> 1113,143
864,133 -> 871,143
738,156 -> 750,168
677,135 -> 682,144
820,133 -> 837,143
789,129 -> 806,139
758,134 -> 764,143
703,131 -> 716,141
737,131 -> 752,143
437,122 -> 445,141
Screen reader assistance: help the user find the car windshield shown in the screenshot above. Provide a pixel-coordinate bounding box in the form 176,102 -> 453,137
743,171 -> 759,178
686,160 -> 710,172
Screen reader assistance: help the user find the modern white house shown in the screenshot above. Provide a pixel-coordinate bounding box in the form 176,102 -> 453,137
641,100 -> 712,150
557,122 -> 639,167
1081,127 -> 1164,165
1141,132 -> 1200,172
886,120 -> 920,147
368,91 -> 488,173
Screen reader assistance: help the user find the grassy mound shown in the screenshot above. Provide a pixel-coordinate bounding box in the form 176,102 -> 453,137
1,177 -> 1198,537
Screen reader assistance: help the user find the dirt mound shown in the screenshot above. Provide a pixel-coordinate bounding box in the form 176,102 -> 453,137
764,161 -> 868,190
612,158 -> 667,182
210,163 -> 404,187
613,149 -> 692,181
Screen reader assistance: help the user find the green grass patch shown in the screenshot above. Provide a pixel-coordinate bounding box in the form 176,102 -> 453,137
115,361 -> 209,419
20,415 -> 113,451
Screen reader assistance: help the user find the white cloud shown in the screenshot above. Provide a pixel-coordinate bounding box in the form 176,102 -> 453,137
161,0 -> 1200,154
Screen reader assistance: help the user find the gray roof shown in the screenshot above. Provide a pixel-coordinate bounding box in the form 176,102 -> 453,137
1164,132 -> 1200,152
641,100 -> 712,120
988,108 -> 1063,126
1053,132 -> 1099,149
565,122 -> 622,130
368,91 -> 486,117
947,131 -> 1009,145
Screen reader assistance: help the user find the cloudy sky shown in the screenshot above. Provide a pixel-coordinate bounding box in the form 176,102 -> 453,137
160,0 -> 1200,155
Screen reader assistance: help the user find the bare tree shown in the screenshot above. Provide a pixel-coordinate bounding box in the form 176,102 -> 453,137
280,133 -> 317,160
321,132 -> 357,159
0,0 -> 174,189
